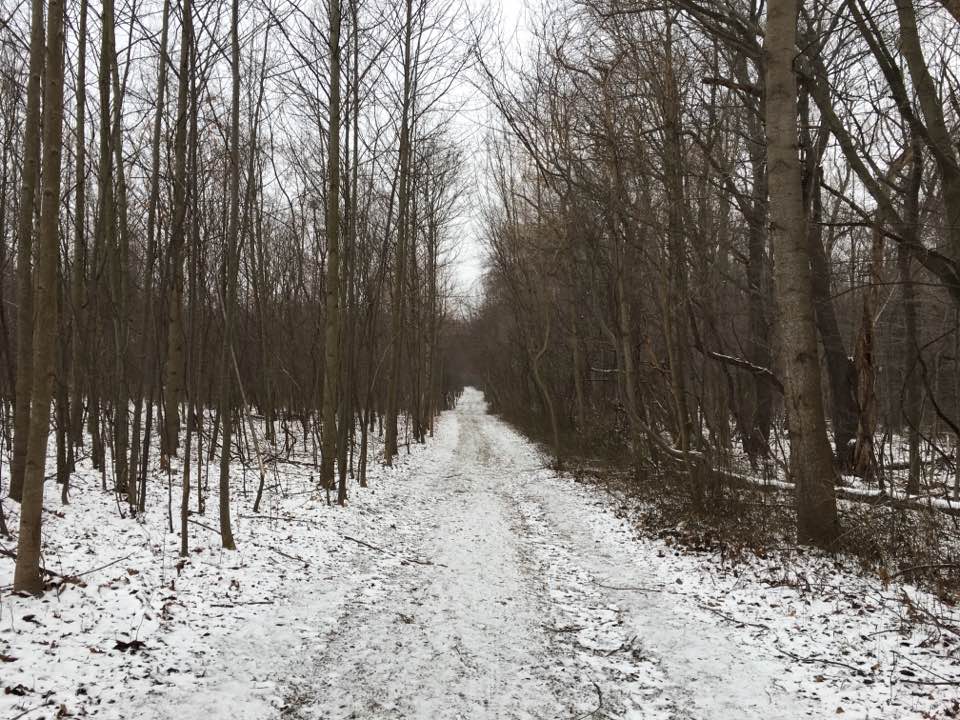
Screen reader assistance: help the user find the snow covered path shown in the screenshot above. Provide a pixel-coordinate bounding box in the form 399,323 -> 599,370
126,388 -> 959,719
269,389 -> 820,719
9,388 -> 956,719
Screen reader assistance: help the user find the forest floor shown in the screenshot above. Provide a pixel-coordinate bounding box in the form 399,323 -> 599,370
2,388 -> 960,719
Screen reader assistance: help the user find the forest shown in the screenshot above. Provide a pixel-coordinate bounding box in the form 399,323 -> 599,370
0,0 -> 469,595
469,0 -> 960,565
1,0 -> 960,717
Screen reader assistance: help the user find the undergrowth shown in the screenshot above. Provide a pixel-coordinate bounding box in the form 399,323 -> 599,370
498,407 -> 960,607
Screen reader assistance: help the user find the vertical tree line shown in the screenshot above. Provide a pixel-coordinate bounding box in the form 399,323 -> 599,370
1,0 -> 470,593
469,0 -> 960,548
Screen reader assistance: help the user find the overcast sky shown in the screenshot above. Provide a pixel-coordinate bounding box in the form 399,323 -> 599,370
449,0 -> 532,308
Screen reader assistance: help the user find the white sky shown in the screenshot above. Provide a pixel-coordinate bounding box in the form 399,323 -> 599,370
449,0 -> 532,308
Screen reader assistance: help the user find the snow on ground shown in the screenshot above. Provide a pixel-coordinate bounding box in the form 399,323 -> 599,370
2,388 -> 959,719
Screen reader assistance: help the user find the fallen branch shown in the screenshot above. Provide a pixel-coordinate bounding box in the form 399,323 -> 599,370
240,514 -> 316,526
602,634 -> 638,657
70,552 -> 137,580
0,545 -> 63,579
718,470 -> 960,517
253,542 -> 310,567
261,455 -> 317,469
572,679 -> 603,720
188,518 -> 221,535
594,580 -> 661,593
892,651 -> 959,686
698,603 -> 770,631
342,535 -> 444,567
889,563 -> 960,580
775,645 -> 865,675
543,624 -> 584,633
10,702 -> 55,720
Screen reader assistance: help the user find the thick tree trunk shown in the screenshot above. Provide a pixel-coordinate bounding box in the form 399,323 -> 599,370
765,0 -> 839,548
14,0 -> 67,593
10,0 -> 45,503
163,0 -> 192,462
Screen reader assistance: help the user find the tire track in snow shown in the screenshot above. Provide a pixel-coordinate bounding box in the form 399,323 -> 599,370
508,490 -> 681,719
279,390 -> 821,719
282,404 -> 568,719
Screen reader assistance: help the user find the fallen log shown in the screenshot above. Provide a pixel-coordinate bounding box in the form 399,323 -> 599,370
711,467 -> 960,516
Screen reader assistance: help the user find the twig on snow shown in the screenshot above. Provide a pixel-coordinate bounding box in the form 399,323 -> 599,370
240,514 -> 316,526
69,552 -> 137,580
594,580 -> 661,593
888,563 -> 960,581
342,534 -> 445,567
603,635 -> 638,656
543,623 -> 584,633
892,651 -> 959,686
572,680 -> 603,720
774,644 -> 865,675
253,542 -> 310,567
10,703 -> 54,720
188,518 -> 222,535
698,603 -> 770,631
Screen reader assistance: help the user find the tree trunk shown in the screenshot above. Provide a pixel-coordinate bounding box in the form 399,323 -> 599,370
216,0 -> 241,550
322,0 -> 342,495
130,0 -> 170,504
14,0 -> 67,593
163,0 -> 192,462
180,408 -> 193,556
852,224 -> 883,482
662,16 -> 692,454
68,0 -> 89,454
10,0 -> 45,502
745,151 -> 773,462
384,0 -> 414,464
807,172 -> 858,467
901,141 -> 924,495
765,0 -> 839,548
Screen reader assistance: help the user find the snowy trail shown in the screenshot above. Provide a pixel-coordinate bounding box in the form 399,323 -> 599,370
272,389 -> 819,719
110,388 -> 956,720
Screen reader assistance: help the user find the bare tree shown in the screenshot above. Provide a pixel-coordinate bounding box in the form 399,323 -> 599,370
14,0 -> 67,593
9,0 -> 44,502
